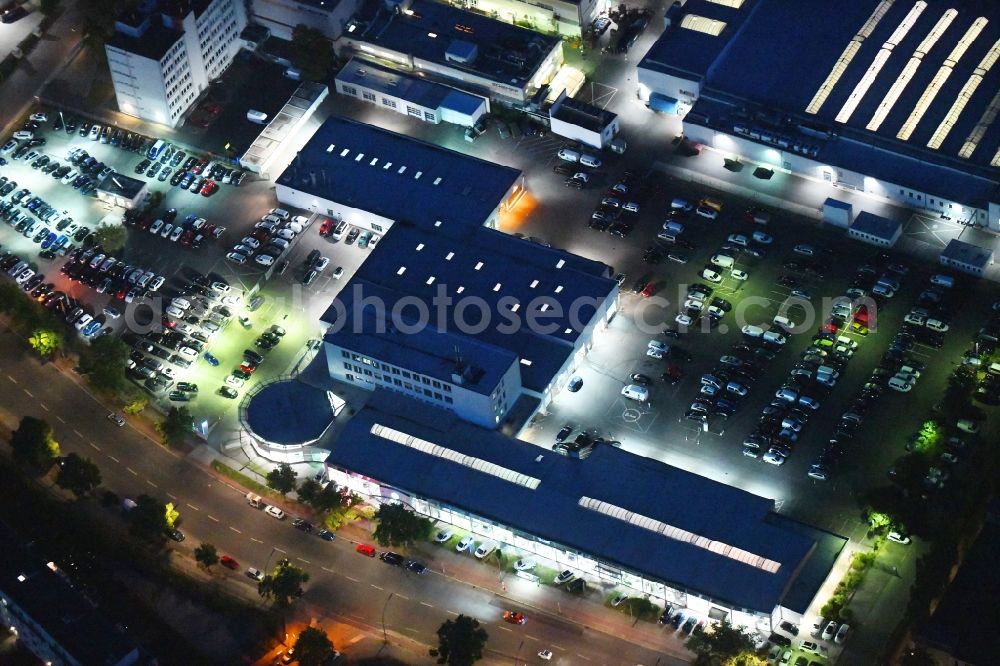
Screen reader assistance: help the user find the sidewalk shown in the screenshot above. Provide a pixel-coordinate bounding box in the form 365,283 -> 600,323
335,523 -> 693,663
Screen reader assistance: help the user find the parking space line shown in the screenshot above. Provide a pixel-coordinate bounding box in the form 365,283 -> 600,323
186,503 -> 200,511
498,625 -> 512,632
146,480 -> 157,488
576,653 -> 592,661
22,388 -> 32,397
126,467 -> 138,476
108,454 -> 119,462
230,526 -> 242,534
207,515 -> 220,522
89,441 -> 101,450
552,644 -> 565,651
370,584 -> 384,590
40,403 -> 49,411
296,557 -> 310,565
6,374 -> 17,384
56,415 -> 65,423
344,574 -> 360,582
167,493 -> 177,500
420,601 -> 433,608
251,537 -> 263,544
274,547 -> 287,554
73,429 -> 84,438
396,593 -> 409,600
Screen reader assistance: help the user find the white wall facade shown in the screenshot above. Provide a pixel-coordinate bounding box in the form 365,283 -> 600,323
636,67 -> 701,109
327,468 -> 775,629
335,78 -> 487,127
106,46 -> 177,126
275,183 -> 395,235
326,342 -> 522,428
549,112 -> 618,149
685,122 -> 1000,232
445,0 -> 602,37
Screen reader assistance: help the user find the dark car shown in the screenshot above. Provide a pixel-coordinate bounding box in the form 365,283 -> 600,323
405,560 -> 427,574
166,528 -> 185,542
317,529 -> 336,541
379,551 -> 404,566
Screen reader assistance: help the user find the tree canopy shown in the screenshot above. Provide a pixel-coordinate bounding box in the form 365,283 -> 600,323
266,463 -> 298,495
194,543 -> 219,569
157,406 -> 193,447
79,336 -> 130,394
373,502 -> 433,547
129,494 -> 170,540
293,626 -> 336,666
291,25 -> 336,81
28,328 -> 62,359
10,416 -> 60,471
433,615 -> 488,666
94,222 -> 128,254
298,479 -> 345,513
55,453 -> 102,497
685,621 -> 762,666
259,558 -> 310,607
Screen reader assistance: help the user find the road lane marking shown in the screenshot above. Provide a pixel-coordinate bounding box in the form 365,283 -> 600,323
498,626 -> 512,633
552,645 -> 565,651
344,575 -> 359,582
90,442 -> 101,451
73,429 -> 83,438
7,374 -> 17,384
167,493 -> 177,500
370,584 -> 384,591
126,467 -> 138,476
108,455 -> 119,462
446,610 -> 458,615
420,601 -> 433,608
274,547 -> 286,554
145,480 -> 157,488
321,566 -> 335,574
207,515 -> 220,523
230,526 -> 242,534
296,557 -> 310,564
576,654 -> 591,661
251,537 -> 263,544
56,415 -> 65,423
23,389 -> 32,398
40,403 -> 49,411
526,635 -> 539,641
396,594 -> 409,600
186,503 -> 200,511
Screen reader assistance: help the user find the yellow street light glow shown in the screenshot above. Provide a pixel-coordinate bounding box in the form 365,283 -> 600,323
867,8 -> 956,131
805,0 -> 893,115
835,2 -> 926,124
952,38 -> 1000,155
897,16 -> 987,140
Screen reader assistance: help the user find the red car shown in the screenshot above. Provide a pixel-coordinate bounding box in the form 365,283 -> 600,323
200,180 -> 218,197
503,610 -> 526,625
192,159 -> 208,174
641,281 -> 656,298
239,362 -> 257,374
356,543 -> 376,557
220,555 -> 239,570
319,219 -> 334,236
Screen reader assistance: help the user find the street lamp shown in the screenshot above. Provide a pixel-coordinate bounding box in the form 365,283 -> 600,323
381,592 -> 395,644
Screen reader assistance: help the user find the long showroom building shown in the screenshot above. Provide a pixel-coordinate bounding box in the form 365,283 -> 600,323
637,0 -> 1000,231
325,391 -> 847,630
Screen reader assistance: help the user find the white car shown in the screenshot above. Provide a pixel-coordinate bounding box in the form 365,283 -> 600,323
165,305 -> 185,319
226,374 -> 245,388
30,112 -> 48,122
752,230 -> 773,244
726,233 -> 749,246
291,214 -> 311,228
211,281 -> 230,293
332,267 -> 344,280
647,347 -> 664,359
731,269 -> 749,281
514,557 -> 537,571
148,275 -> 165,291
226,252 -> 248,264
264,505 -> 285,520
763,450 -> 786,465
15,268 -> 35,285
456,535 -> 475,552
886,530 -> 911,544
149,219 -> 164,234
241,236 -> 260,249
821,621 -> 837,641
178,346 -> 198,359
276,228 -> 295,241
695,206 -> 718,220
648,340 -> 669,354
169,226 -> 184,242
622,201 -> 640,214
834,623 -> 850,644
537,650 -> 553,661
926,318 -> 949,332
255,254 -> 275,266
579,154 -> 601,168
12,130 -> 33,141
160,223 -> 173,239
956,419 -> 979,433
675,313 -> 694,327
474,541 -> 497,559
700,267 -> 722,283
793,244 -> 816,256
171,298 -> 191,310
89,124 -> 101,140
74,313 -> 93,331
903,313 -> 926,326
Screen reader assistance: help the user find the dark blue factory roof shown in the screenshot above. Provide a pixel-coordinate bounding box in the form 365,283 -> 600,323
336,58 -> 486,114
346,0 -> 561,88
245,380 -> 336,444
322,224 -> 616,393
642,0 -> 1000,180
276,116 -> 522,231
0,521 -> 140,664
107,18 -> 182,61
327,391 -> 830,614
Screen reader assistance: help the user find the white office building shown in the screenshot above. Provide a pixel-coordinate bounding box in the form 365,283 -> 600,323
106,0 -> 247,127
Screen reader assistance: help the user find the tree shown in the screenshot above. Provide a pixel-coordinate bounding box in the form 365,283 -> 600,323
291,25 -> 335,81
266,463 -> 297,495
55,453 -> 102,497
79,336 -> 130,394
293,626 -> 335,666
28,328 -> 62,359
373,502 -> 433,547
40,0 -> 61,15
194,542 -> 219,569
433,614 -> 488,666
157,406 -> 192,447
129,494 -> 169,540
80,0 -> 127,40
10,416 -> 60,471
94,222 -> 128,254
123,397 -> 148,415
685,622 -> 761,666
298,479 -> 345,513
259,558 -> 310,607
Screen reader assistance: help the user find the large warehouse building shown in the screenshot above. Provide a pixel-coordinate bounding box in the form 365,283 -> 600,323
325,391 -> 846,634
276,115 -> 525,238
638,0 -> 1000,232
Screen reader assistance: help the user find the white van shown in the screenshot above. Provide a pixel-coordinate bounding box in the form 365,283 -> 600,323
284,68 -> 302,80
742,324 -> 764,338
579,154 -> 602,168
763,330 -> 786,345
621,384 -> 649,402
671,198 -> 693,211
246,109 -> 268,124
657,231 -> 677,243
663,220 -> 684,235
930,274 -> 954,288
888,376 -> 913,392
332,220 -> 348,241
710,254 -> 735,268
557,148 -> 581,163
772,315 -> 794,332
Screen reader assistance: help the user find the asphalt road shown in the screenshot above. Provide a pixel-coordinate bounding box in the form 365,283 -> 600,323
0,327 -> 689,666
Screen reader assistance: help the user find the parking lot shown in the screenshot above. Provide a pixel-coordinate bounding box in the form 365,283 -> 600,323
0,105 -> 371,425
